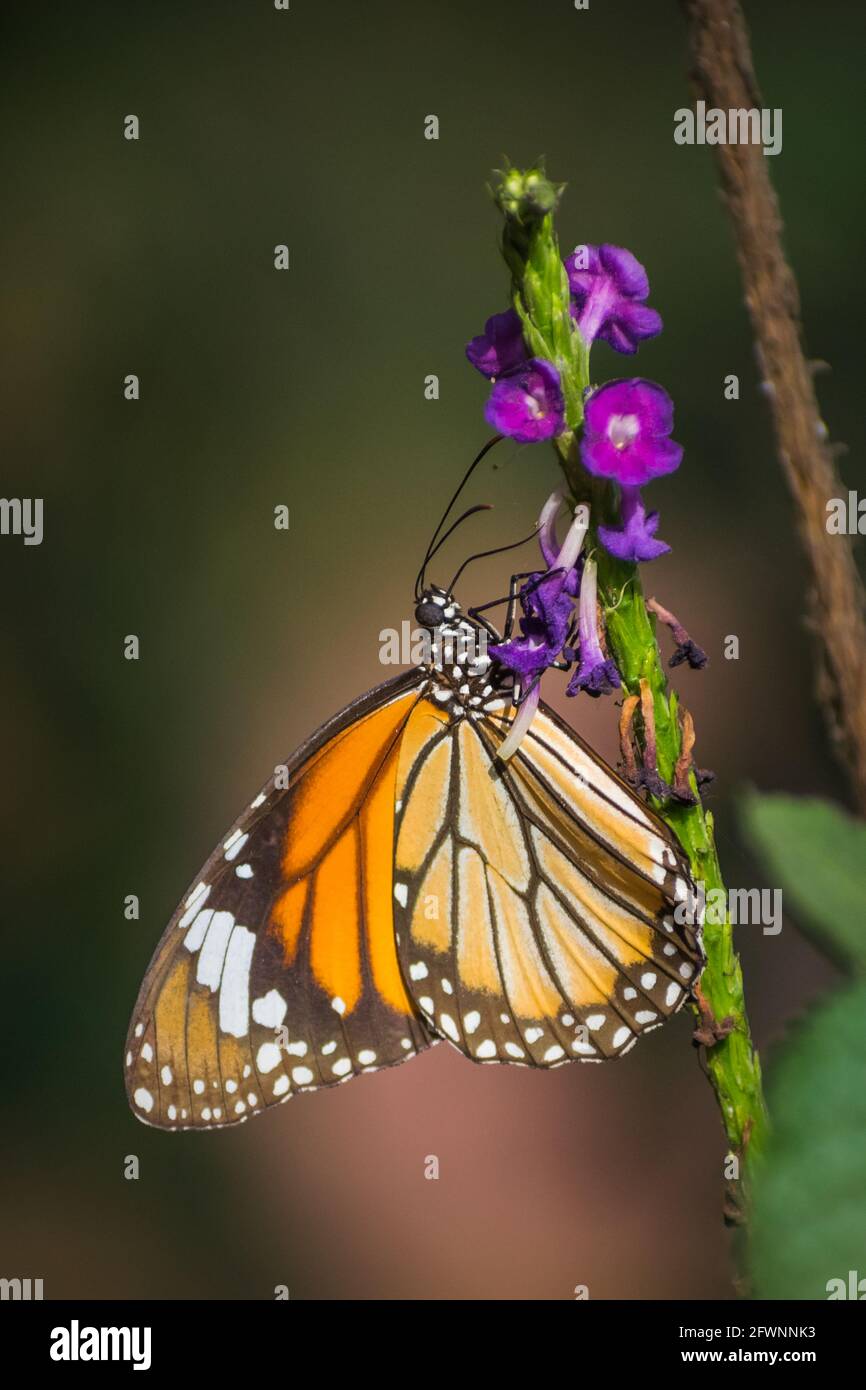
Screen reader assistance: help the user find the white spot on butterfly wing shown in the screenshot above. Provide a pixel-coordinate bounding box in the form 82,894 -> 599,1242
218,925 -> 256,1037
256,1042 -> 282,1074
184,908 -> 214,954
196,911 -> 235,991
223,829 -> 249,862
179,881 -> 210,928
252,989 -> 287,1028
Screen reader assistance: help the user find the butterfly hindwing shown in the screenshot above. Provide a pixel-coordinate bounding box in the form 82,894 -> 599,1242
125,669 -> 436,1130
393,698 -> 702,1067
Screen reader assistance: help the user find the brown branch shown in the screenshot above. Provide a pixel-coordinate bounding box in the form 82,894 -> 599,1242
680,0 -> 866,813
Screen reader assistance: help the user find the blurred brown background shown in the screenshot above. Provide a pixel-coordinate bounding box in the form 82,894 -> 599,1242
1,0 -> 862,1299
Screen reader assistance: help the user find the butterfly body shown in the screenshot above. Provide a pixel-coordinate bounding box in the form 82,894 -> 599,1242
125,586 -> 703,1131
413,586 -> 515,722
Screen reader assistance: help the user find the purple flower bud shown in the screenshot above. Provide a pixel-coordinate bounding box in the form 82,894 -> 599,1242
485,358 -> 566,444
537,485 -> 566,569
565,243 -> 662,354
566,558 -> 621,699
598,485 -> 670,563
497,682 -> 541,763
580,378 -> 683,487
465,308 -> 526,379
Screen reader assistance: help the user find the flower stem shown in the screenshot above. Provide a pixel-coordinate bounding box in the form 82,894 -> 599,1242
491,164 -> 769,1204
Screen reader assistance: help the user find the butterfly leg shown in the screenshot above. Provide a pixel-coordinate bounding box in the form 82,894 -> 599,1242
502,568 -> 574,641
512,651 -> 571,707
469,569 -> 568,642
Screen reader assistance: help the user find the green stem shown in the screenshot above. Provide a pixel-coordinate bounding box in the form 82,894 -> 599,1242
492,164 -> 769,1201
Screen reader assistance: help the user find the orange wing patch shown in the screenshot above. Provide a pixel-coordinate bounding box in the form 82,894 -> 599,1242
359,749 -> 414,1013
282,692 -> 419,880
309,824 -> 363,1011
270,878 -> 309,963
270,688 -> 423,1017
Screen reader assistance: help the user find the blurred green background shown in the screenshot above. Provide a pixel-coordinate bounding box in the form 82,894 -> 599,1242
2,0 -> 862,1299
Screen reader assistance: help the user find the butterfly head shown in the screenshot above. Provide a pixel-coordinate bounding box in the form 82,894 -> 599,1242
414,585 -> 459,631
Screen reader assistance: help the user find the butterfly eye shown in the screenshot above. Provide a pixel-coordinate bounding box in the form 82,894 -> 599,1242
415,600 -> 444,629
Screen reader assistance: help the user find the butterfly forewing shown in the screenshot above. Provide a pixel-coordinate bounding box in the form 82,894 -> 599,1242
125,670 -> 435,1130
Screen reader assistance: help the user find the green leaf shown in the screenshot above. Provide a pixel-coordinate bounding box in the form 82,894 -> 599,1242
750,979 -> 866,1298
741,792 -> 866,971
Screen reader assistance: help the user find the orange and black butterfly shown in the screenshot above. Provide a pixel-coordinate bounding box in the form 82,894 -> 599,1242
125,448 -> 703,1130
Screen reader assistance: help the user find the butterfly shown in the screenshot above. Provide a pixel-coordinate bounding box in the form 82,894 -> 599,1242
125,448 -> 703,1131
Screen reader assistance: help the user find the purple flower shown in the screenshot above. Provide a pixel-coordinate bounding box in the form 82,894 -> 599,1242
490,491 -> 588,688
580,378 -> 682,486
598,485 -> 670,563
493,496 -> 589,759
566,558 -> 621,699
485,358 -> 565,443
465,308 -> 526,379
489,572 -> 573,682
565,244 -> 662,354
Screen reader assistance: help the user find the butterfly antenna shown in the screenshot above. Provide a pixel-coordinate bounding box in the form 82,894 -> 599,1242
423,504 -> 493,568
447,523 -> 540,597
415,434 -> 503,598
